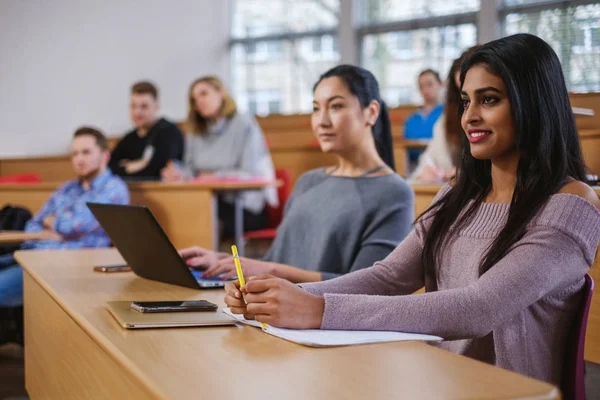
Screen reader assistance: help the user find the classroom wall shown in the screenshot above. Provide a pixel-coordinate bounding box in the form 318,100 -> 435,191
0,0 -> 230,158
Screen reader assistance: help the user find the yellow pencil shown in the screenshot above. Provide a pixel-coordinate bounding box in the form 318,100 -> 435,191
231,245 -> 267,330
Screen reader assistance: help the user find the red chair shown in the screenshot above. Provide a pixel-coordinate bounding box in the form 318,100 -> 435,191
0,173 -> 41,184
243,169 -> 291,241
562,273 -> 594,400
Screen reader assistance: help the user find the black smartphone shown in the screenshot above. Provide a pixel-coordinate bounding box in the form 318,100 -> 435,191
130,300 -> 218,313
93,264 -> 132,272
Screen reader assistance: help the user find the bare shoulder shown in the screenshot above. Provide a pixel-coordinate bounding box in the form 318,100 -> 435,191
557,181 -> 600,210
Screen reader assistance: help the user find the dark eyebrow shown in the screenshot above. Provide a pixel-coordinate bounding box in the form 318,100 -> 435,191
461,86 -> 502,96
327,95 -> 345,102
313,95 -> 346,104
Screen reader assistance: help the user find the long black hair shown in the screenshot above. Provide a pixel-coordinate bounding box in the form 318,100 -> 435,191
314,65 -> 396,171
420,33 -> 587,283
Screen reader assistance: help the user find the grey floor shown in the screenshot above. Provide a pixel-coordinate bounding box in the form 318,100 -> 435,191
1,343 -> 600,399
586,361 -> 600,399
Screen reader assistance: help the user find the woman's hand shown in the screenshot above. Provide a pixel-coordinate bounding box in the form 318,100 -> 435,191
443,167 -> 456,181
161,161 -> 185,182
242,275 -> 325,329
203,257 -> 273,280
224,280 -> 254,320
178,246 -> 219,270
196,171 -> 215,178
417,165 -> 446,183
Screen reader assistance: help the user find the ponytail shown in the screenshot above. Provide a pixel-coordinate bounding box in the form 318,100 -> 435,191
373,101 -> 395,171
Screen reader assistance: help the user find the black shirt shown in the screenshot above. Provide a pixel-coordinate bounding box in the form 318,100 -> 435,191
109,118 -> 184,180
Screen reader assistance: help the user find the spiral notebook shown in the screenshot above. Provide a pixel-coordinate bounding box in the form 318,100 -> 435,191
223,308 -> 442,347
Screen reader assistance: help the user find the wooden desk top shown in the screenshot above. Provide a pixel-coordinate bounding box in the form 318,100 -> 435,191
0,180 -> 277,192
580,128 -> 600,137
410,183 -> 444,194
16,248 -> 559,400
131,180 -> 278,191
398,139 -> 430,148
0,231 -> 46,244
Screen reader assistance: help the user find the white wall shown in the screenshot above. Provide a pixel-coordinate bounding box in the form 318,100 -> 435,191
0,0 -> 230,157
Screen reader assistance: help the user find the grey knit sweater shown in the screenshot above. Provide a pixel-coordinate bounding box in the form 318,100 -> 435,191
264,169 -> 414,280
184,113 -> 277,213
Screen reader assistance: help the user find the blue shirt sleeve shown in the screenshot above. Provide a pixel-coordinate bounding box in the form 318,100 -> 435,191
404,113 -> 425,140
24,186 -> 63,233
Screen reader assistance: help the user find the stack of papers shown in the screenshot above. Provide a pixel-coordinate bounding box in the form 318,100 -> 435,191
223,308 -> 442,347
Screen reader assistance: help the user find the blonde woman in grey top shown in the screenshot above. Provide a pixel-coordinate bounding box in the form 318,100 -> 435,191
162,76 -> 277,236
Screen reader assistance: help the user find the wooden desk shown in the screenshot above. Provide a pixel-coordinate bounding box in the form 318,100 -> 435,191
586,187 -> 600,363
16,248 -> 559,399
0,231 -> 46,244
580,129 -> 600,175
412,184 -> 443,216
0,181 -> 274,250
0,155 -> 75,182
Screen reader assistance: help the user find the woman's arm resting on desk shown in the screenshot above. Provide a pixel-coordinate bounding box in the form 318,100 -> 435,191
274,227 -> 590,335
203,257 -> 322,283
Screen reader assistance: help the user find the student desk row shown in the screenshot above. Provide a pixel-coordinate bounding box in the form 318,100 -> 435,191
0,138 -> 428,188
2,126 -> 598,189
16,248 -> 559,399
412,184 -> 600,364
0,181 -> 275,252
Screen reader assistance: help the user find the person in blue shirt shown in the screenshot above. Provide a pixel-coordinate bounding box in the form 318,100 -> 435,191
404,69 -> 444,140
404,69 -> 444,170
0,127 -> 129,342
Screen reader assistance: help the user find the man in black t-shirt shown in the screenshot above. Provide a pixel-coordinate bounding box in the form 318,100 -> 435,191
109,81 -> 184,180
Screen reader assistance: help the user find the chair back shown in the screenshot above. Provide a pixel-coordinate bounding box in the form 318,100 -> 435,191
0,173 -> 41,184
562,273 -> 594,400
266,169 -> 291,229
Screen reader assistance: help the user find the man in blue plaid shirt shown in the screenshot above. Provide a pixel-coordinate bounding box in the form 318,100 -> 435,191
0,127 -> 129,343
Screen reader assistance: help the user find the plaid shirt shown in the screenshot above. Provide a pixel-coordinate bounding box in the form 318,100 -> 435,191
23,170 -> 129,250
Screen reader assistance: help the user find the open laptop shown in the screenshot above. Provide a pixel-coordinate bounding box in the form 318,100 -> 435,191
87,203 -> 228,289
106,301 -> 236,329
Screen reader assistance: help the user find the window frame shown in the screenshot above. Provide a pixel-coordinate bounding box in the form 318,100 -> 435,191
227,0 -> 599,116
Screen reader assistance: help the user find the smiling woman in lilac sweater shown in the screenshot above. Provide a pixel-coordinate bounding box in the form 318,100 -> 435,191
224,34 -> 600,386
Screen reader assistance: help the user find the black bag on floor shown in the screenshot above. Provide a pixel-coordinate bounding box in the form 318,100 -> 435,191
0,205 -> 33,256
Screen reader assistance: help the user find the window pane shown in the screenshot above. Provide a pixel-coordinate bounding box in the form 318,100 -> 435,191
503,0 -> 553,6
361,24 -> 477,106
232,0 -> 339,38
504,3 -> 600,92
364,0 -> 480,24
231,36 -> 340,115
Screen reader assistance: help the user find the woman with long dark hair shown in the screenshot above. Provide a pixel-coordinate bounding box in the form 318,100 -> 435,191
181,65 -> 414,283
225,34 -> 600,385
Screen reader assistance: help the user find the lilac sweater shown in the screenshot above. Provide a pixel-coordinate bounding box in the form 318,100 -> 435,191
303,188 -> 600,384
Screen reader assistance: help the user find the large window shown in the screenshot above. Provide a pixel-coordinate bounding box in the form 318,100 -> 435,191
230,0 -> 340,116
502,0 -> 600,92
358,0 -> 480,107
363,0 -> 481,23
362,24 -> 477,106
229,0 -> 599,116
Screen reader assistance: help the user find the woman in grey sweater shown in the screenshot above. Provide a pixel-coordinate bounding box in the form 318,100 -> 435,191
180,65 -> 414,283
225,35 -> 600,386
162,76 -> 278,237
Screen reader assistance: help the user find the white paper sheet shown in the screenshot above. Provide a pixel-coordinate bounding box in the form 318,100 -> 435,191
223,308 -> 442,347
